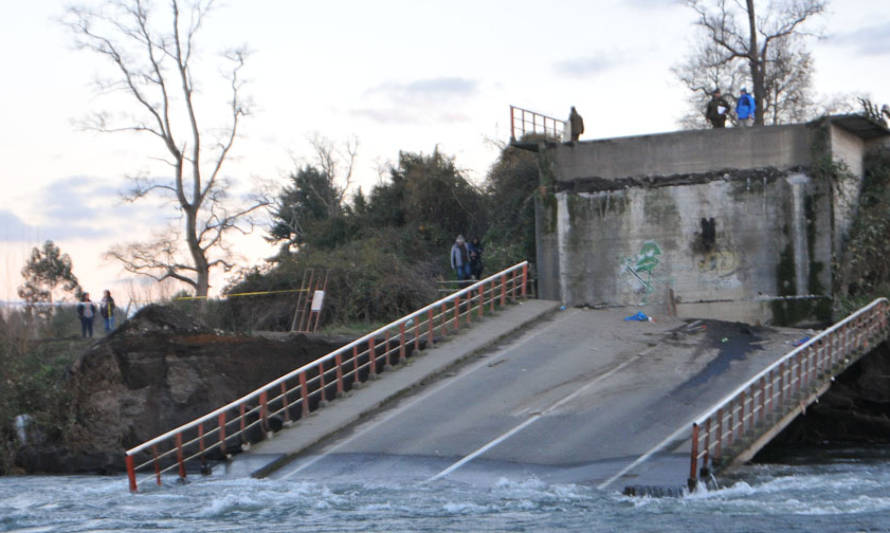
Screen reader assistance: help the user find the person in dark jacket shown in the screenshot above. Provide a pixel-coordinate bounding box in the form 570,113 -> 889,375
705,89 -> 731,128
100,289 -> 116,333
76,292 -> 97,339
468,237 -> 484,280
569,106 -> 584,141
450,235 -> 471,282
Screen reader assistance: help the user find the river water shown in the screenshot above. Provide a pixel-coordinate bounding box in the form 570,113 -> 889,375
3,447 -> 890,532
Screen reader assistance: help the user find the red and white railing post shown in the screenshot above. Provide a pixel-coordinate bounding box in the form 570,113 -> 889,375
688,423 -> 700,492
299,373 -> 309,417
126,455 -> 137,492
218,412 -> 227,455
175,433 -> 185,481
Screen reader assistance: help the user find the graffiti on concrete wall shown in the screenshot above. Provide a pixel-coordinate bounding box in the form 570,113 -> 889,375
621,240 -> 663,296
697,250 -> 739,276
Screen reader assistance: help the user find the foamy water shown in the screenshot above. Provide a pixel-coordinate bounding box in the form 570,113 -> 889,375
3,449 -> 890,532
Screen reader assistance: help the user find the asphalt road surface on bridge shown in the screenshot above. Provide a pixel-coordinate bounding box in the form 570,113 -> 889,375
250,307 -> 804,491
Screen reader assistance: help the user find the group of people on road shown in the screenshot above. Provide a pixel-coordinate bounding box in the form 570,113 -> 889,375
450,235 -> 484,284
705,87 -> 756,128
76,290 -> 116,339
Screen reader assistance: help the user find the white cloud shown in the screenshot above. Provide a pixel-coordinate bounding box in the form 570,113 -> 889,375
827,23 -> 890,56
553,56 -> 622,79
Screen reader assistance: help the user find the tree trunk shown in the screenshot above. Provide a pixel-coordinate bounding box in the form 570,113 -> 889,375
185,205 -> 210,297
746,0 -> 765,126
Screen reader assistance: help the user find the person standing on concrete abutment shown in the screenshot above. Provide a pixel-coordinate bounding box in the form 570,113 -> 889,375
736,87 -> 756,127
705,89 -> 730,128
450,235 -> 472,283
569,106 -> 584,141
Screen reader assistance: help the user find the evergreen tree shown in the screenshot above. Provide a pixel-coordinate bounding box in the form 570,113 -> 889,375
269,165 -> 345,250
18,241 -> 82,317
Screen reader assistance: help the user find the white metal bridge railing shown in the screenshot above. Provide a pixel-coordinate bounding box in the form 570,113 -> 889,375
124,261 -> 530,492
687,297 -> 890,491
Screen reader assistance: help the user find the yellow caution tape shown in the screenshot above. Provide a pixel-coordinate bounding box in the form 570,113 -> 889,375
172,288 -> 310,301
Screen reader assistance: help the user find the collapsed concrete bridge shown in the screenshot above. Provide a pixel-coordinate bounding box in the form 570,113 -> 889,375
121,270 -> 889,494
120,118 -> 890,494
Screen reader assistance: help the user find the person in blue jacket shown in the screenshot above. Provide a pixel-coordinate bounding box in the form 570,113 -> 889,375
736,87 -> 756,127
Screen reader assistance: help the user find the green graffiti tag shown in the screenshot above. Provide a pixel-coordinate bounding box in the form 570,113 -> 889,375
622,240 -> 662,296
634,241 -> 662,274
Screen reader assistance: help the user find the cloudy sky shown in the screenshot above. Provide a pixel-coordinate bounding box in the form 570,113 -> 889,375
1,0 -> 888,303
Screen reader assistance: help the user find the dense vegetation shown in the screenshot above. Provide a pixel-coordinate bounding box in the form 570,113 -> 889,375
834,146 -> 890,314
0,310 -> 87,474
226,144 -> 541,330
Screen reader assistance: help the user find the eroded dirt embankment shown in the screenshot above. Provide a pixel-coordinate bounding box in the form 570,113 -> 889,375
15,305 -> 352,474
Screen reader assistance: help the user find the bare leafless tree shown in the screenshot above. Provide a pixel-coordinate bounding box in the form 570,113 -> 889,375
64,0 -> 268,296
307,134 -> 358,215
675,33 -> 814,128
763,36 -> 814,124
674,39 -> 748,128
683,0 -> 826,126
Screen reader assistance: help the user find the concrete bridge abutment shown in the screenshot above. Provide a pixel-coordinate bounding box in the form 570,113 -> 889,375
534,116 -> 890,327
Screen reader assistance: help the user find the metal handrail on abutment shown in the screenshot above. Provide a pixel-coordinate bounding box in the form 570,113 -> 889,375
686,298 -> 889,492
510,105 -> 566,142
124,261 -> 530,492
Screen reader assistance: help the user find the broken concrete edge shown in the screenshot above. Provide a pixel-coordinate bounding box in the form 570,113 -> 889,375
249,299 -> 563,479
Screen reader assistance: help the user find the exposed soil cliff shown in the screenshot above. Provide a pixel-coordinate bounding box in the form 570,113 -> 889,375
14,305 -> 351,474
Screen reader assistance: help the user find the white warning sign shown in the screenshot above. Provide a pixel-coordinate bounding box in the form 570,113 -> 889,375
310,290 -> 325,312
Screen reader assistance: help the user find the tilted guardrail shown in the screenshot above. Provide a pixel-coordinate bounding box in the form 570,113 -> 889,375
125,262 -> 529,491
687,298 -> 889,491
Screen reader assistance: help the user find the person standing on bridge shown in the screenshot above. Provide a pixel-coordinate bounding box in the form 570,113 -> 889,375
569,106 -> 584,142
450,235 -> 471,283
705,88 -> 730,128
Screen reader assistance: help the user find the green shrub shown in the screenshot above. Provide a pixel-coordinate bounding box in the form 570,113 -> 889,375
224,231 -> 441,330
0,311 -> 79,474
